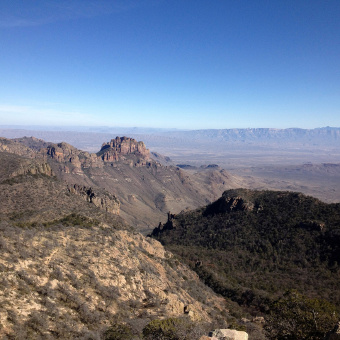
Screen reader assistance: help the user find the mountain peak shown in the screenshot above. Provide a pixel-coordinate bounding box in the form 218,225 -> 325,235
98,136 -> 150,161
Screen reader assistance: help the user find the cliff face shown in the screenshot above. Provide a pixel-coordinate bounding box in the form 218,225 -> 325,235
67,184 -> 120,214
42,137 -> 151,172
0,152 -> 121,219
99,136 -> 150,162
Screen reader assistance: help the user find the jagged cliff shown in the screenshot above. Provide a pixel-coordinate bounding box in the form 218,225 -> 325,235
98,136 -> 150,162
43,136 -> 151,172
0,152 -> 121,221
67,184 -> 120,214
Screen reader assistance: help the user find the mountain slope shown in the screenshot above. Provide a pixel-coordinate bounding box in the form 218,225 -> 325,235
0,152 -> 121,227
0,150 -> 236,339
151,189 -> 340,314
0,136 -> 241,232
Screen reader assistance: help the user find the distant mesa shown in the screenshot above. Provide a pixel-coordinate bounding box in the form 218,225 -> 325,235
204,164 -> 219,169
176,164 -> 220,170
97,136 -> 150,162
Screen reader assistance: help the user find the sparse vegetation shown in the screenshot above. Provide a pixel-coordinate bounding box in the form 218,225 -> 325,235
0,217 -> 229,339
265,290 -> 338,339
142,317 -> 206,340
103,322 -> 134,340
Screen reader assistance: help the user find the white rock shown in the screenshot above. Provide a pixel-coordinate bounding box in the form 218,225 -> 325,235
209,328 -> 248,340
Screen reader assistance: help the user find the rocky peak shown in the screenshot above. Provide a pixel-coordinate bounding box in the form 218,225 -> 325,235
204,191 -> 255,216
98,136 -> 150,162
46,142 -> 82,162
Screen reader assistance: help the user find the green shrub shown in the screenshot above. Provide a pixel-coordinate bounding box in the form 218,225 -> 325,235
265,290 -> 338,340
103,322 -> 133,340
142,317 -> 204,340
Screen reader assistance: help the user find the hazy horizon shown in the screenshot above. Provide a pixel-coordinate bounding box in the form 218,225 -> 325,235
1,124 -> 340,133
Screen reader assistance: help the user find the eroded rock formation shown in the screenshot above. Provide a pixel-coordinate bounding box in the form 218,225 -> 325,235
10,161 -> 54,178
67,184 -> 120,214
98,136 -> 150,162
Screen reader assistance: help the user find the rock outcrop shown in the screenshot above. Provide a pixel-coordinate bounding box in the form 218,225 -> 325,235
0,152 -> 54,183
67,184 -> 120,214
98,136 -> 150,162
42,137 -> 151,170
10,161 -> 54,178
44,142 -> 100,173
204,194 -> 254,216
0,137 -> 39,158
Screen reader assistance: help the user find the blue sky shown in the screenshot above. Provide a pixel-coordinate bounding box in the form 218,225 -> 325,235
0,0 -> 339,129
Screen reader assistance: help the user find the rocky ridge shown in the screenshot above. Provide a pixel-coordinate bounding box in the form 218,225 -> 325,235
0,136 -> 151,175
151,189 -> 340,338
67,184 -> 120,215
0,136 -> 241,231
0,152 -> 121,222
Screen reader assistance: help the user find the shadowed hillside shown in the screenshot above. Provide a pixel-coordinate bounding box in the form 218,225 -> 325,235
151,189 -> 340,337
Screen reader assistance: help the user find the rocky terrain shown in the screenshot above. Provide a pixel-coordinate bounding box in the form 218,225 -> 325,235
0,221 -> 232,338
1,132 -> 340,339
0,152 -> 121,226
0,136 -> 242,232
0,146 -> 259,339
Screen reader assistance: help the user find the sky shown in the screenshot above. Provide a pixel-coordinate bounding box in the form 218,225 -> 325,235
0,0 -> 339,130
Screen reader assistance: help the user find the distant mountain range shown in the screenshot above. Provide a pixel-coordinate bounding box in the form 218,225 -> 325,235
165,127 -> 340,145
1,126 -> 340,151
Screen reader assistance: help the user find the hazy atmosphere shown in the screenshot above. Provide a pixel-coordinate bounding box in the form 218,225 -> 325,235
1,0 -> 339,129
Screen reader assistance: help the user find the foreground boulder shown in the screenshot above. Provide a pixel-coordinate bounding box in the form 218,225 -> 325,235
208,328 -> 248,340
